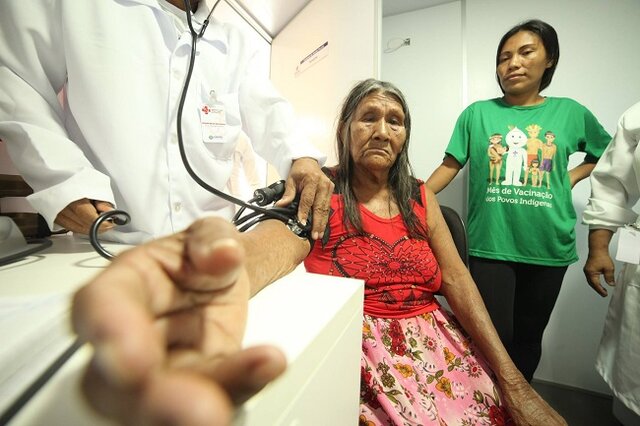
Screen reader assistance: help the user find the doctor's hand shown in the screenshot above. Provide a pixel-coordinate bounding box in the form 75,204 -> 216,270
584,229 -> 616,297
55,198 -> 114,235
276,157 -> 334,240
584,249 -> 616,297
72,217 -> 286,426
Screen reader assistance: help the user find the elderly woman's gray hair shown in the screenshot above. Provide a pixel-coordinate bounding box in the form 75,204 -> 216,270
332,78 -> 426,239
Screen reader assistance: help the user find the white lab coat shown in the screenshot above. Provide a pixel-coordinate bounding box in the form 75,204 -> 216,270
583,101 -> 640,416
0,0 -> 325,243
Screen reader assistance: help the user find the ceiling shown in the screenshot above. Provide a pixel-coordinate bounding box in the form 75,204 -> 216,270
233,0 -> 311,38
230,0 -> 457,39
382,0 -> 457,17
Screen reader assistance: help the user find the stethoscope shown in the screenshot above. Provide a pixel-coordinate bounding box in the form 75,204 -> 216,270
90,0 -> 308,259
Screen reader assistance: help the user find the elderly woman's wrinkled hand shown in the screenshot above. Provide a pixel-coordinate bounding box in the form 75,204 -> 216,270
500,378 -> 567,426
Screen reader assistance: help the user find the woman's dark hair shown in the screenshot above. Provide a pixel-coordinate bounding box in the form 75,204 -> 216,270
495,19 -> 560,93
333,78 -> 427,239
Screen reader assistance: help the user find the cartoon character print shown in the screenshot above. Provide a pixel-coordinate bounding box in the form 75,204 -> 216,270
524,159 -> 542,187
524,123 -> 542,186
502,126 -> 527,186
540,130 -> 557,189
524,124 -> 543,167
487,133 -> 506,185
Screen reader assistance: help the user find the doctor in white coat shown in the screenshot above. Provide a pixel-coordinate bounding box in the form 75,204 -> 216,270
583,101 -> 640,421
0,0 -> 332,243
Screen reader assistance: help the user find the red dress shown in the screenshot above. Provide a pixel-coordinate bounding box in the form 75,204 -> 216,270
304,184 -> 512,425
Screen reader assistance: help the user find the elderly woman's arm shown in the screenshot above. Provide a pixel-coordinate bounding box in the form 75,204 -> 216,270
239,218 -> 312,295
423,186 -> 566,425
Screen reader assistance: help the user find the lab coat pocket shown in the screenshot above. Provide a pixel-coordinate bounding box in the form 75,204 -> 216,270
199,91 -> 242,161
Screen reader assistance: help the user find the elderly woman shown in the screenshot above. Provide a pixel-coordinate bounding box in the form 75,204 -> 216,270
70,79 -> 564,425
304,79 -> 564,424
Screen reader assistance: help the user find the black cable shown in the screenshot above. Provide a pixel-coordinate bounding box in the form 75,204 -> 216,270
238,205 -> 301,233
89,210 -> 131,260
234,204 -> 300,231
233,210 -> 263,227
232,204 -> 249,223
237,202 -> 306,236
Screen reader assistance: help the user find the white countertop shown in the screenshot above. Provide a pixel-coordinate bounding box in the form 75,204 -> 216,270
0,235 -> 118,417
0,235 -> 364,425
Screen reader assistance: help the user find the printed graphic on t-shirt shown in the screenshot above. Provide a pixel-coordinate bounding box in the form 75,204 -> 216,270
524,124 -> 543,187
484,124 -> 557,210
501,126 -> 527,186
540,130 -> 557,189
487,133 -> 506,184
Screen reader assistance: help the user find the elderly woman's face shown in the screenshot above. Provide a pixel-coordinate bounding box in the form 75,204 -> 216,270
348,92 -> 406,173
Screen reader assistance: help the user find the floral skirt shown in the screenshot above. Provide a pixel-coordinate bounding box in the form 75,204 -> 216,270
359,308 -> 512,426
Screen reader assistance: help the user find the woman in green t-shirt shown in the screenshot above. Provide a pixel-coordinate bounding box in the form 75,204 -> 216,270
426,19 -> 611,382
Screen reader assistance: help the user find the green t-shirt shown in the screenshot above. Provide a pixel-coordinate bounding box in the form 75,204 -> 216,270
446,97 -> 611,266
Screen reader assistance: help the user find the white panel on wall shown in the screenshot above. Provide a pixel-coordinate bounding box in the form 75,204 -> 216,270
270,0 -> 381,170
382,1 -> 464,213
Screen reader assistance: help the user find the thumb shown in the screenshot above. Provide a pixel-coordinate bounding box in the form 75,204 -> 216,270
94,201 -> 115,213
183,218 -> 246,291
604,267 -> 616,286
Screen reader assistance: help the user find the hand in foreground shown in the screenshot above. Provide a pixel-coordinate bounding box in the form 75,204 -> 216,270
275,157 -> 334,240
500,376 -> 567,426
583,250 -> 616,297
55,198 -> 114,234
72,217 -> 287,425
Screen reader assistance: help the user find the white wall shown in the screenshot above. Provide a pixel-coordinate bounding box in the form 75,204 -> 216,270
383,0 -> 640,394
382,1 -> 465,212
270,0 -> 381,171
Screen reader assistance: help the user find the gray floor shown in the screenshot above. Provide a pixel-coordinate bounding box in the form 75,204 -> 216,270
532,380 -> 622,426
